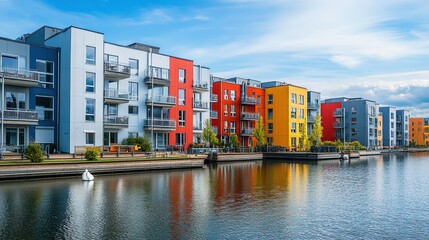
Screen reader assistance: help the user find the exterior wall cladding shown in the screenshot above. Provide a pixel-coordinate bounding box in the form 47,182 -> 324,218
410,118 -> 429,146
0,36 -> 59,151
20,26 -> 210,153
321,98 -> 379,148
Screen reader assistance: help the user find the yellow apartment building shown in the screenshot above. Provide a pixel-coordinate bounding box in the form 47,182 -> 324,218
410,118 -> 429,146
265,84 -> 307,151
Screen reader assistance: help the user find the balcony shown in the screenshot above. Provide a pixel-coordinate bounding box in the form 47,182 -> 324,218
104,61 -> 131,80
241,128 -> 254,136
143,119 -> 176,131
193,101 -> 209,111
241,96 -> 260,105
193,82 -> 209,92
334,109 -> 343,117
193,124 -> 203,131
212,126 -> 218,135
210,94 -> 218,102
308,115 -> 315,123
144,66 -> 170,86
333,122 -> 343,128
0,109 -> 38,125
397,134 -> 403,140
210,111 -> 218,119
104,116 -> 129,128
308,102 -> 319,110
336,133 -> 344,139
241,112 -> 260,121
104,89 -> 131,104
1,68 -> 39,87
146,94 -> 176,107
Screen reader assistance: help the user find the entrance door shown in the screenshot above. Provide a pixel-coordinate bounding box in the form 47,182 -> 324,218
103,132 -> 118,146
6,128 -> 25,146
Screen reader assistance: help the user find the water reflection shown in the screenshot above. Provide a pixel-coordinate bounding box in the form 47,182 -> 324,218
1,153 -> 429,239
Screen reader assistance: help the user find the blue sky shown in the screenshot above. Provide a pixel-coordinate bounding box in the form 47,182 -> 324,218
1,0 -> 429,116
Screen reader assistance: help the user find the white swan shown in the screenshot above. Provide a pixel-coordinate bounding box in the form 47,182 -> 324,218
82,169 -> 94,181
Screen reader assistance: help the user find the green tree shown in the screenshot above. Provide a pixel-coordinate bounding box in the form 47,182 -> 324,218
299,119 -> 309,151
229,133 -> 239,149
202,119 -> 219,147
25,143 -> 44,163
309,114 -> 323,147
253,116 -> 266,146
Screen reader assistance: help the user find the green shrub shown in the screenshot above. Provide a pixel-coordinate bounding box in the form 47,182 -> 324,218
85,147 -> 100,161
25,143 -> 44,163
122,136 -> 152,152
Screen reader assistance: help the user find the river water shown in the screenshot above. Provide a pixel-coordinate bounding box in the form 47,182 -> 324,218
1,153 -> 428,239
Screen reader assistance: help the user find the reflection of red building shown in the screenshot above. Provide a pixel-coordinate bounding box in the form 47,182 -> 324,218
170,57 -> 194,149
211,77 -> 265,147
321,101 -> 342,141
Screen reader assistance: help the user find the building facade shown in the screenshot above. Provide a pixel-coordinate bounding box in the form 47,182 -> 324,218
264,83 -> 307,151
321,98 -> 378,148
379,107 -> 396,148
409,118 -> 429,146
395,110 -> 410,146
307,91 -> 321,135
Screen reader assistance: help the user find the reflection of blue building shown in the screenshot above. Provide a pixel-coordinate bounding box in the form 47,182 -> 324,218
0,36 -> 59,151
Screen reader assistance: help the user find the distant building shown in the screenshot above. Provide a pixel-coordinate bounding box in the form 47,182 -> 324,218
376,114 -> 383,148
409,118 -> 429,146
307,91 -> 321,135
395,110 -> 410,146
379,107 -> 396,148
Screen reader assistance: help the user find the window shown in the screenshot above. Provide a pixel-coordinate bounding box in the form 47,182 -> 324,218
86,46 -> 96,64
85,99 -> 95,121
391,131 -> 394,137
179,110 -> 186,127
299,109 -> 304,119
352,128 -> 357,137
176,133 -> 186,146
224,104 -> 228,116
291,122 -> 296,133
86,72 -> 95,92
291,137 -> 296,147
129,82 -> 138,101
179,89 -> 185,105
224,120 -> 228,131
224,89 -> 228,100
231,90 -> 236,101
291,107 -> 296,118
351,106 -> 357,114
230,121 -> 236,133
299,95 -> 304,105
86,133 -> 95,145
128,106 -> 138,114
2,55 -> 18,69
129,59 -> 139,75
268,94 -> 273,104
267,137 -> 273,144
36,60 -> 54,88
128,132 -> 138,138
391,113 -> 394,119
268,123 -> 273,133
231,105 -> 236,117
268,109 -> 273,120
179,69 -> 185,83
6,92 -> 26,109
104,104 -> 117,116
391,122 -> 394,128
291,93 -> 296,104
299,123 -> 303,132
35,96 -> 54,120
351,117 -> 357,123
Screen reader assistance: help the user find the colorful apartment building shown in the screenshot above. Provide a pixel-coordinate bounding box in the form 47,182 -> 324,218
395,110 -> 410,146
307,91 -> 321,135
20,25 -> 210,153
376,114 -> 383,148
321,97 -> 378,148
210,77 -> 264,147
409,118 -> 429,146
262,82 -> 307,151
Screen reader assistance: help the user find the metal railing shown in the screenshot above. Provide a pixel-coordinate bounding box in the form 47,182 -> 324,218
333,122 -> 343,128
104,116 -> 129,125
241,96 -> 260,104
193,125 -> 203,130
210,94 -> 218,102
334,109 -> 343,116
2,68 -> 39,82
241,128 -> 254,135
104,61 -> 131,74
0,109 -> 38,121
308,102 -> 319,109
143,119 -> 176,128
241,112 -> 260,120
146,94 -> 176,105
104,89 -> 131,100
193,101 -> 209,109
193,82 -> 209,90
147,66 -> 170,80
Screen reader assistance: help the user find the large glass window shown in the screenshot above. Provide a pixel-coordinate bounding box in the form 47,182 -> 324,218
224,89 -> 228,100
86,46 -> 96,65
224,104 -> 228,116
35,96 -> 54,120
128,106 -> 138,114
6,92 -> 26,109
230,121 -> 236,133
179,110 -> 185,127
179,69 -> 185,83
104,104 -> 118,116
268,94 -> 273,104
86,72 -> 95,92
231,90 -> 236,101
291,93 -> 296,104
291,122 -> 296,133
231,105 -> 236,117
86,133 -> 95,145
268,123 -> 273,133
299,95 -> 304,105
268,109 -> 273,120
176,133 -> 186,146
129,59 -> 139,75
179,89 -> 185,105
129,82 -> 138,100
2,55 -> 18,69
85,99 -> 95,121
291,107 -> 296,118
36,60 -> 54,88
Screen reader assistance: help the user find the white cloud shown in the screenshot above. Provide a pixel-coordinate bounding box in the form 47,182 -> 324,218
330,55 -> 361,68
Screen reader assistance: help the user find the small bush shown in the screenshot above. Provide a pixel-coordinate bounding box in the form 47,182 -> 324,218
25,143 -> 44,163
122,136 -> 152,152
85,147 -> 100,161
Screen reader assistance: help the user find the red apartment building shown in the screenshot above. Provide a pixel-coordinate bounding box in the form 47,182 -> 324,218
211,78 -> 265,147
320,101 -> 342,142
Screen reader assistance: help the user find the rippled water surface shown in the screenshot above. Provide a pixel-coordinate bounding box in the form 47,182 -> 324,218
1,153 -> 429,239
